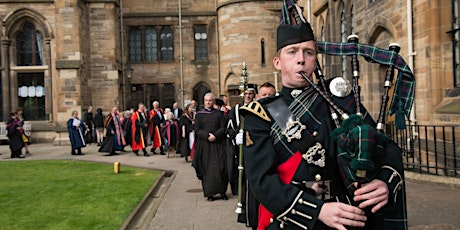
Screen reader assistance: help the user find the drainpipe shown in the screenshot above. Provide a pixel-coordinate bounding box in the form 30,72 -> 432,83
120,0 -> 126,110
179,0 -> 185,107
407,0 -> 417,128
216,0 -> 221,96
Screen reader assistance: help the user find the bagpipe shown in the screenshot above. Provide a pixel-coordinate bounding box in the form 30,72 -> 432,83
285,0 -> 416,194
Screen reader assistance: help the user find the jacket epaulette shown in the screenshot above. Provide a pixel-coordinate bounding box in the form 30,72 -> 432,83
240,101 -> 271,122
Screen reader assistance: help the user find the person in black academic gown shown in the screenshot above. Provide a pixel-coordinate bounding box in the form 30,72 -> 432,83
179,104 -> 194,161
6,112 -> 25,158
192,93 -> 229,201
99,107 -> 126,155
121,110 -> 133,149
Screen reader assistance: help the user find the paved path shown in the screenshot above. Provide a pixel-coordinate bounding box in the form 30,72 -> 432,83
1,143 -> 459,229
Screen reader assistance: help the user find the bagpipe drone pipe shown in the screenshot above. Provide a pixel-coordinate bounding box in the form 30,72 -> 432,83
298,36 -> 416,194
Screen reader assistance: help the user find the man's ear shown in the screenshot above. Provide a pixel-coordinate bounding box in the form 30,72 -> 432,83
273,56 -> 281,70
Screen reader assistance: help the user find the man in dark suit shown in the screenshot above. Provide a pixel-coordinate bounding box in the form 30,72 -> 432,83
172,102 -> 183,154
172,102 -> 183,121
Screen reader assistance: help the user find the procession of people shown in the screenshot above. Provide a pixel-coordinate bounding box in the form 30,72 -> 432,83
59,101 -> 198,160
7,83 -> 407,230
4,1 -> 409,229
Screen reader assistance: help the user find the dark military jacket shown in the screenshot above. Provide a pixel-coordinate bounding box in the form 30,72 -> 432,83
240,86 -> 406,230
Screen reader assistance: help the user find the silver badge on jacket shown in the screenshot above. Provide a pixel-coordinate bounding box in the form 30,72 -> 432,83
282,118 -> 306,142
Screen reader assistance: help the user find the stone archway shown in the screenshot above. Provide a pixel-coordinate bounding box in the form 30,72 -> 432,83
193,82 -> 211,110
363,26 -> 395,120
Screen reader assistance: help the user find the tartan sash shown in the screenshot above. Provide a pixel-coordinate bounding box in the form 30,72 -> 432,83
317,41 -> 415,119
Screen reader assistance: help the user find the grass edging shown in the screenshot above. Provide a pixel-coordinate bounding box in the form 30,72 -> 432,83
119,170 -> 166,229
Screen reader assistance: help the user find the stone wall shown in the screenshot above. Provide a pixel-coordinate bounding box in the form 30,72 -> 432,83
310,0 -> 455,126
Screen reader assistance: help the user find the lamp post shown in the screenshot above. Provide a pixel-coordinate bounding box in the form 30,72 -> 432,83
124,64 -> 133,80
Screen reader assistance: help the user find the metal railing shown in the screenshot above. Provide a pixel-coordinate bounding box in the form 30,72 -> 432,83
386,123 -> 459,177
0,122 -> 32,140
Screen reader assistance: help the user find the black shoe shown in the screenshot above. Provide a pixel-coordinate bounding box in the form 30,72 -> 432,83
144,153 -> 150,157
221,194 -> 228,200
133,151 -> 139,156
207,197 -> 214,201
16,155 -> 25,158
185,156 -> 189,162
151,148 -> 155,153
160,152 -> 166,155
109,152 -> 119,156
71,152 -> 76,155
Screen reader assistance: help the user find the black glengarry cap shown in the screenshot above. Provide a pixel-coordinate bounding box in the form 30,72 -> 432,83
276,0 -> 315,51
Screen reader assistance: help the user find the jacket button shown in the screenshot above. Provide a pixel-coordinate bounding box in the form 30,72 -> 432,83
315,174 -> 322,181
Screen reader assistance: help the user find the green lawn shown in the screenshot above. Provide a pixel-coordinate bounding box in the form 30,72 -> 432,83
0,160 -> 161,229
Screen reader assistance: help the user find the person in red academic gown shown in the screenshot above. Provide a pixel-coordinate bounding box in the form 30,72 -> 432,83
131,103 -> 150,157
149,101 -> 165,155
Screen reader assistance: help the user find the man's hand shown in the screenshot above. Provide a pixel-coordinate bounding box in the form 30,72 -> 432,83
353,179 -> 389,213
208,133 -> 216,142
318,202 -> 366,230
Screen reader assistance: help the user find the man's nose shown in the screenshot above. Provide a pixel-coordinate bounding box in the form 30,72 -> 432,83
296,52 -> 305,65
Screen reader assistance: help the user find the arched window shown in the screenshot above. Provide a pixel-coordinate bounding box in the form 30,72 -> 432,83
16,22 -> 43,66
15,22 -> 46,120
261,38 -> 266,67
193,82 -> 211,109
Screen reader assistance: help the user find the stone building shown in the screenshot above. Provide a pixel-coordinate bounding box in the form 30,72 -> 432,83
309,0 -> 459,127
0,0 -> 457,143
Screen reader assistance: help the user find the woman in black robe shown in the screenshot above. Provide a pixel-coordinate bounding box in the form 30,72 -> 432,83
6,112 -> 25,158
179,104 -> 194,161
99,107 -> 126,155
121,110 -> 133,149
